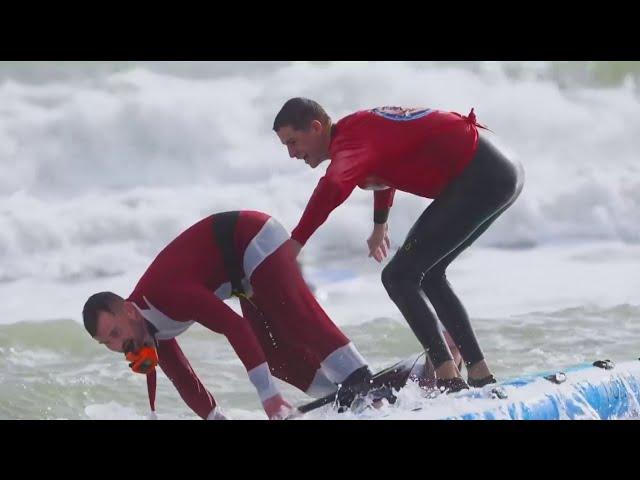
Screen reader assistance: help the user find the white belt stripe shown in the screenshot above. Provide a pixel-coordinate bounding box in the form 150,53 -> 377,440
243,217 -> 289,281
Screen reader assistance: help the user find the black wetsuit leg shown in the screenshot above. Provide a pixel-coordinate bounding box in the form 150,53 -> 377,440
381,134 -> 525,368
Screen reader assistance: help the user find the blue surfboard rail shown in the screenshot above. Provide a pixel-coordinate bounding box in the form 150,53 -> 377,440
438,359 -> 640,420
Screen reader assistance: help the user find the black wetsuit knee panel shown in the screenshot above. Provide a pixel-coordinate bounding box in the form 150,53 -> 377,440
381,260 -> 423,298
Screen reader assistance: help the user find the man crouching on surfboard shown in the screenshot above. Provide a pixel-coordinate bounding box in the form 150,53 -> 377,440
82,210 -> 463,419
82,210 -> 395,419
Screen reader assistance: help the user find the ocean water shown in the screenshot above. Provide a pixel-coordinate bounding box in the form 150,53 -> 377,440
0,61 -> 638,419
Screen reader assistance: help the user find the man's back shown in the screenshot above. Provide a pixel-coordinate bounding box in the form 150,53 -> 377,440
330,107 -> 480,198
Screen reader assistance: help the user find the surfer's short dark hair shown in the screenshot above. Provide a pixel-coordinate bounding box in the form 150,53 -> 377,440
273,97 -> 331,131
82,291 -> 125,337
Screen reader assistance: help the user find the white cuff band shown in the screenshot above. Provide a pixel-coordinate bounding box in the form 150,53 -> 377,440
248,362 -> 281,403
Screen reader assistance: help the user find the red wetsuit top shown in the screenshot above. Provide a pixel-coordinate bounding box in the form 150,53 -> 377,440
291,107 -> 485,245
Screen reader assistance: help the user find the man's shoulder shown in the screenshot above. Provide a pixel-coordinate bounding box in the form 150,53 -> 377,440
335,109 -> 374,130
331,111 -> 379,153
128,283 -> 186,313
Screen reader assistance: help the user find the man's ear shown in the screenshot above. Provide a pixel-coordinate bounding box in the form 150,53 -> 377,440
123,300 -> 136,317
310,119 -> 323,133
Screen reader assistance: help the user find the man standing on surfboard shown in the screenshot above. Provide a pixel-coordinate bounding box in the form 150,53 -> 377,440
273,98 -> 524,394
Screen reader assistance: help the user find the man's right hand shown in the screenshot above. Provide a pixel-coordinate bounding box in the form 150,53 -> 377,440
263,394 -> 295,420
367,223 -> 391,263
